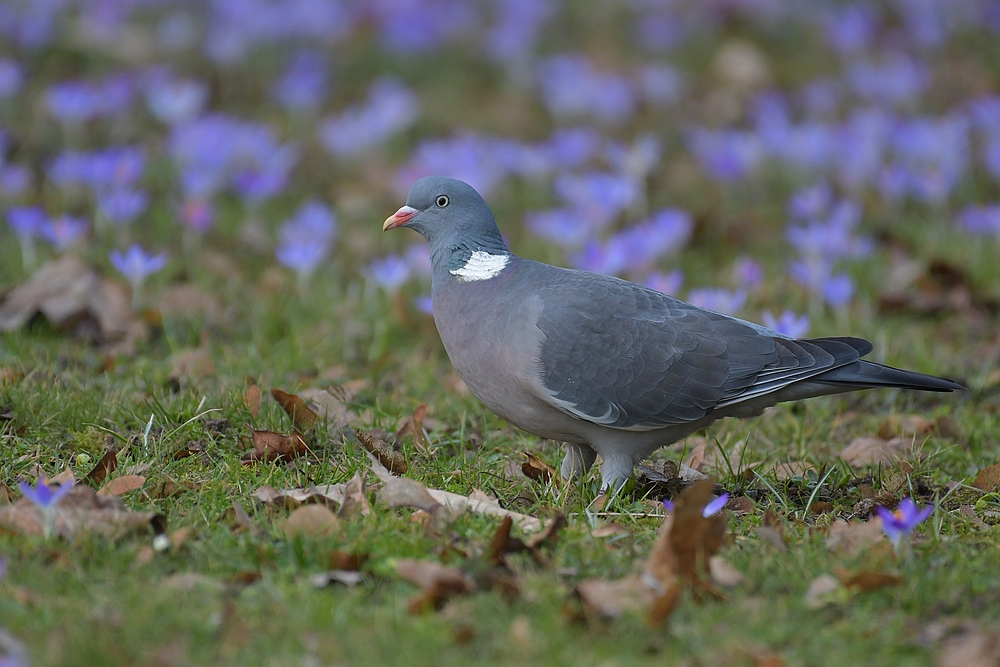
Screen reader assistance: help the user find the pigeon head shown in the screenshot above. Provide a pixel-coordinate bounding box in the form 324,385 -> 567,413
383,176 -> 508,256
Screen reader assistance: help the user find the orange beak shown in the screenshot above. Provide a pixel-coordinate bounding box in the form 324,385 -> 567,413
383,205 -> 419,231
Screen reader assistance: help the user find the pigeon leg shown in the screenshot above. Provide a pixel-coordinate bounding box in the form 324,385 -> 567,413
598,452 -> 635,493
560,443 -> 597,480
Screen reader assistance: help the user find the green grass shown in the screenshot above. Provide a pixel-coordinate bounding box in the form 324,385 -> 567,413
2,264 -> 997,666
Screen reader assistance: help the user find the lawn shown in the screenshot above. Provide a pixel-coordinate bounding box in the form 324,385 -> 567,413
2,1 -> 1000,666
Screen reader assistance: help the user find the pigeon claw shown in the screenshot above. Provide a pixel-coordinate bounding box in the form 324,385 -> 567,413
383,205 -> 419,231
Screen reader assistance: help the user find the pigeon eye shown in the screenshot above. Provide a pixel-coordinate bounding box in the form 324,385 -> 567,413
436,195 -> 450,208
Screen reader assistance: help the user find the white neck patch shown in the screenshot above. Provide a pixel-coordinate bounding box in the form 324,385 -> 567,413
449,251 -> 510,282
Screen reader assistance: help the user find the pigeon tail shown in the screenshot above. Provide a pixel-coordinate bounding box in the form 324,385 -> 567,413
811,360 -> 966,392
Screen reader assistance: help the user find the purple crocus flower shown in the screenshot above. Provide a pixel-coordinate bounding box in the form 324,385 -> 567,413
554,171 -> 639,230
822,4 -> 878,54
110,245 -> 167,310
687,288 -> 747,315
0,163 -> 32,196
397,134 -> 513,199
275,200 -> 337,287
876,498 -> 933,547
144,73 -> 209,124
486,0 -> 555,65
733,257 -> 764,289
413,294 -> 434,315
275,242 -> 327,277
318,77 -> 419,158
762,310 -> 810,338
848,53 -> 929,107
97,189 -> 149,226
956,204 -> 1000,236
44,80 -> 103,123
110,245 -> 168,284
369,254 -> 411,291
643,270 -> 684,295
0,57 -> 23,99
788,183 -> 833,221
181,199 -> 215,233
41,215 -> 89,252
822,272 -> 855,308
526,208 -> 592,249
544,127 -> 602,169
662,492 -> 729,517
687,128 -> 764,182
272,50 -> 328,111
536,55 -> 637,125
404,243 -> 432,277
18,478 -> 74,509
5,206 -> 47,240
640,65 -> 684,106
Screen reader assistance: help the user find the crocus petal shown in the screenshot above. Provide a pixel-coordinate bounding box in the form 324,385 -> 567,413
703,493 -> 729,517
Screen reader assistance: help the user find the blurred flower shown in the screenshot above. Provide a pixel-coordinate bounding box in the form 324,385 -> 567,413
413,294 -> 433,315
110,244 -> 168,287
397,134 -> 514,198
369,254 -> 410,291
640,65 -> 684,106
687,128 -> 764,182
44,74 -> 134,123
48,146 -> 146,195
687,288 -> 747,315
404,243 -> 432,277
537,55 -> 638,125
181,199 -> 215,232
19,477 -> 73,538
788,183 -> 833,220
554,171 -> 639,230
733,257 -> 764,289
605,134 -> 661,183
143,72 -> 209,124
0,164 -> 32,197
881,114 -> 969,204
319,77 -> 419,157
6,205 -> 47,268
801,78 -> 840,118
526,208 -> 591,249
97,189 -> 149,226
272,50 -> 328,112
848,53 -> 929,107
877,498 -> 933,548
544,128 -> 602,169
0,57 -> 23,99
41,215 -> 88,252
703,492 -> 729,517
761,310 -> 810,338
787,200 -> 871,260
822,272 -> 854,308
486,0 -> 555,65
643,270 -> 684,295
372,0 -> 475,53
956,204 -> 1000,236
834,107 -> 892,192
276,200 -> 337,287
822,3 -> 878,54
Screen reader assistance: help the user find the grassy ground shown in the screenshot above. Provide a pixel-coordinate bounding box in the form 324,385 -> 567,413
2,233 -> 998,666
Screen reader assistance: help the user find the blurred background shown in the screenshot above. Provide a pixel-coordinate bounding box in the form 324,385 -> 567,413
0,0 -> 998,366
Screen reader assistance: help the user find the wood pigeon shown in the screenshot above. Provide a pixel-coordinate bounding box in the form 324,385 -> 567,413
384,176 -> 964,490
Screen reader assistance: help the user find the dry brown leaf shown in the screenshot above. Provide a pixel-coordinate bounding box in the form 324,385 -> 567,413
337,473 -> 371,518
298,385 -> 358,429
242,427 -> 308,464
592,523 -> 628,538
328,550 -> 368,571
232,501 -> 255,533
84,448 -> 118,486
878,414 -> 935,440
836,569 -> 903,592
728,495 -> 755,515
426,488 -> 541,532
646,479 -> 728,590
97,475 -> 146,497
958,505 -> 991,531
840,436 -> 915,467
576,575 -> 657,620
0,482 -> 163,539
394,403 -> 430,451
521,452 -> 560,487
243,384 -> 261,418
771,460 -> 815,480
972,463 -> 1000,493
825,518 -> 886,557
486,516 -> 528,565
253,483 -> 347,509
937,623 -> 1000,667
356,429 -> 407,474
708,556 -> 744,588
0,255 -> 134,342
0,367 -> 25,384
279,504 -> 339,538
804,573 -> 841,609
146,478 -> 193,500
396,559 -> 476,613
168,348 -> 216,383
270,387 -> 319,430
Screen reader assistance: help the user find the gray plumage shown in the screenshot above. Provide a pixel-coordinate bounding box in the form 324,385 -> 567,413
384,176 -> 965,489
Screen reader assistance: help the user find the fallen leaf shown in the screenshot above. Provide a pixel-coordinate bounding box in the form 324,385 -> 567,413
231,501 -> 256,533
356,429 -> 407,474
328,551 -> 367,571
973,463 -> 1000,493
97,475 -> 146,497
878,414 -> 934,440
254,483 -> 348,509
839,436 -> 915,467
270,387 -> 319,430
646,479 -> 728,591
279,504 -> 339,539
957,505 -> 991,531
486,516 -> 528,565
157,283 -> 222,323
836,569 -> 903,592
825,518 -> 886,557
394,403 -> 430,451
426,488 -> 541,532
521,452 -> 559,486
804,573 -> 841,609
168,348 -> 216,383
709,556 -> 744,588
592,523 -> 628,538
809,501 -> 833,514
298,385 -> 358,429
337,473 -> 371,518
0,255 -> 135,342
937,622 -> 1000,667
146,478 -> 193,499
576,575 -> 657,620
242,427 -> 308,464
169,527 -> 192,550
728,495 -> 755,515
243,384 -> 261,418
771,460 -> 815,480
311,570 -> 363,588
84,448 -> 118,486
0,481 -> 163,539
526,514 -> 567,554
395,559 -> 476,613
